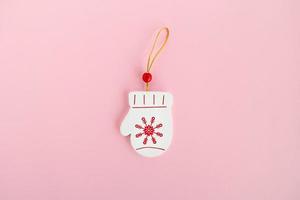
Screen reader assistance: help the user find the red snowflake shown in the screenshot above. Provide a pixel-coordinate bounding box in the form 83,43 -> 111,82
135,117 -> 163,145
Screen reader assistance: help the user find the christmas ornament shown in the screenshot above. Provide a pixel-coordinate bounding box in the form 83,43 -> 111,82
120,27 -> 173,157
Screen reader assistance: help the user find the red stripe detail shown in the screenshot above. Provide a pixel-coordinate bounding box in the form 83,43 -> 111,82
136,147 -> 165,151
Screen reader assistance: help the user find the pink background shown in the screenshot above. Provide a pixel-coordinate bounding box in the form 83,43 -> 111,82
0,0 -> 299,199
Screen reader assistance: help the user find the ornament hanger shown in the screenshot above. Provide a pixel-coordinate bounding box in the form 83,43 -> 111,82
143,27 -> 170,91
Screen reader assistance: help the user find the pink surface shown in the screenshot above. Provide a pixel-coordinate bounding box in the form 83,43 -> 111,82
0,0 -> 299,199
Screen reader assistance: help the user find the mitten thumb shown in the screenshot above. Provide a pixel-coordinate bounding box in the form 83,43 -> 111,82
120,112 -> 132,136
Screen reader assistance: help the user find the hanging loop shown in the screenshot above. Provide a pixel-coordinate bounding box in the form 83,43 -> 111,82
146,27 -> 169,72
144,27 -> 169,91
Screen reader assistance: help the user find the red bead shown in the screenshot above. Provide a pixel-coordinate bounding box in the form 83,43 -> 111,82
142,72 -> 152,83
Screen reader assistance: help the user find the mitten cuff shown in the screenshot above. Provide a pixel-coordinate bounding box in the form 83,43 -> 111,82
128,91 -> 173,108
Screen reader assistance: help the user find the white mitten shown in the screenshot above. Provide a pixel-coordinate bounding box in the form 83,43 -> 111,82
120,91 -> 173,157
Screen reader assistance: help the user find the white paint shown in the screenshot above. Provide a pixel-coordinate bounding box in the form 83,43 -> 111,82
120,91 -> 173,157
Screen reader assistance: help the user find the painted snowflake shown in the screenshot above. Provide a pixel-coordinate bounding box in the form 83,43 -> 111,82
135,117 -> 163,145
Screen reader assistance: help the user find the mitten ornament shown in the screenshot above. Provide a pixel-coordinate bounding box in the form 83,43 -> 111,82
120,27 -> 173,157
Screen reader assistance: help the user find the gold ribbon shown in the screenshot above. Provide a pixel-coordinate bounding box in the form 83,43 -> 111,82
145,27 -> 170,91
